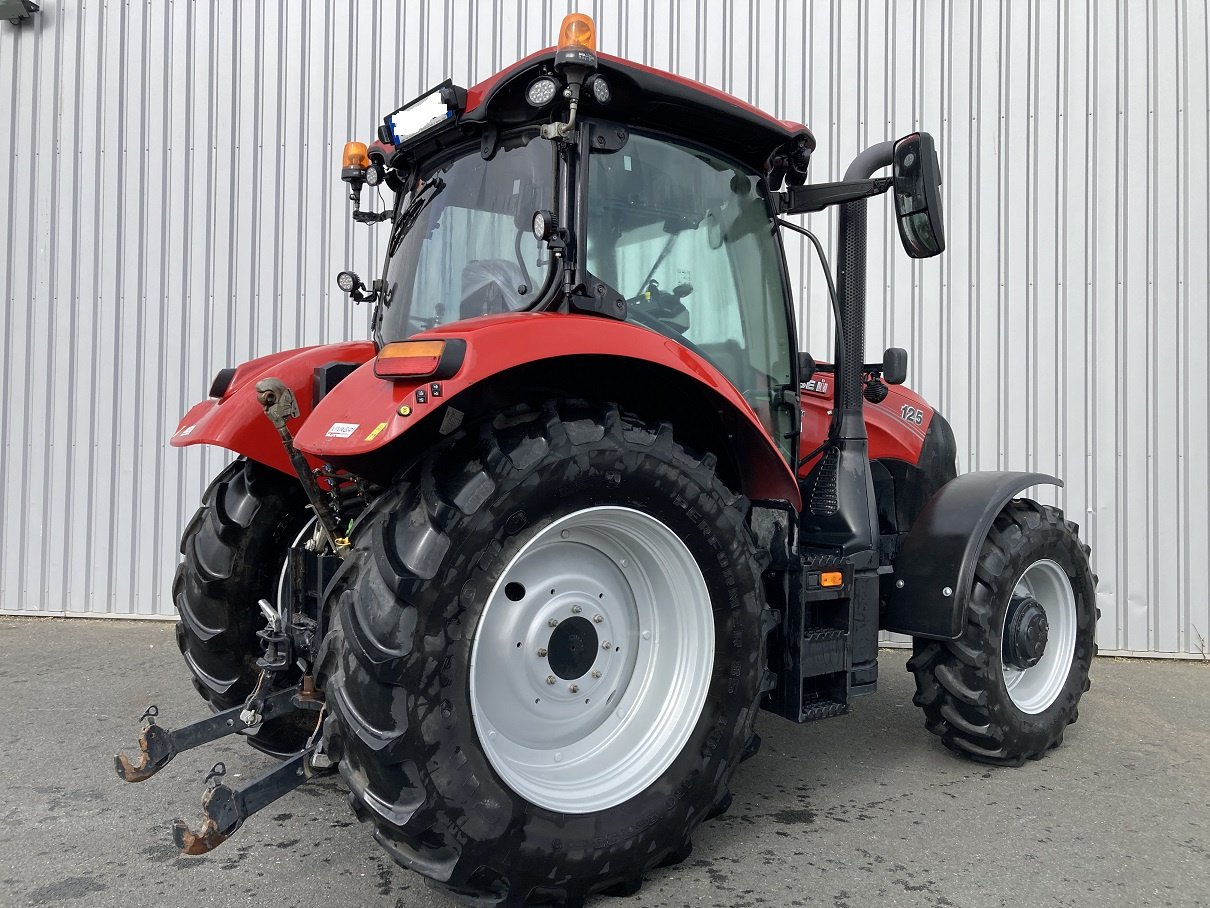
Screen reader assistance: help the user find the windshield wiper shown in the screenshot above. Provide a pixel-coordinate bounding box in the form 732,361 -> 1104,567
387,176 -> 445,258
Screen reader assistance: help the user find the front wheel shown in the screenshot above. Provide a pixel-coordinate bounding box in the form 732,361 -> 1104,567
908,499 -> 1098,765
174,458 -> 314,756
318,401 -> 772,904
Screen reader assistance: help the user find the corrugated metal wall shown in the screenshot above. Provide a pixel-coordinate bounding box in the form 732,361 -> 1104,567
1,1 -> 1207,657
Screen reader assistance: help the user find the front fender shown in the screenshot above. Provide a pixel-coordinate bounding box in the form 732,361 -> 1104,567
882,471 -> 1062,639
171,341 -> 376,476
293,313 -> 801,507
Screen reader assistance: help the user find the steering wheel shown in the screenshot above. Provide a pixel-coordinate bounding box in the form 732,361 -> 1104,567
627,280 -> 691,335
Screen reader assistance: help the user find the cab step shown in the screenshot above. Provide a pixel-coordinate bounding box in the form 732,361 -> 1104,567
762,547 -> 880,723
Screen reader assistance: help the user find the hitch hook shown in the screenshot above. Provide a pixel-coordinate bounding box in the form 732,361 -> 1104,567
172,751 -> 311,855
113,686 -> 300,784
173,706 -> 330,856
114,720 -> 175,783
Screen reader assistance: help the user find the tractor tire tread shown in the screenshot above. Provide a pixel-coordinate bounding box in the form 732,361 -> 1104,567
319,400 -> 772,905
908,499 -> 1097,766
175,458 -> 313,756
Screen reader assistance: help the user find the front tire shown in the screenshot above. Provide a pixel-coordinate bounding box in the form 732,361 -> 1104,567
174,458 -> 314,756
908,499 -> 1098,765
318,401 -> 773,904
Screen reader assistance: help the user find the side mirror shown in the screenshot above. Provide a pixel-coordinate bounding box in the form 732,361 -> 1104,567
892,133 -> 945,258
798,352 -> 817,382
882,347 -> 908,385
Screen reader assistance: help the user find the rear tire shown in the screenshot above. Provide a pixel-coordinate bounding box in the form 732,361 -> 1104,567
907,499 -> 1098,765
174,458 -> 314,756
318,401 -> 773,905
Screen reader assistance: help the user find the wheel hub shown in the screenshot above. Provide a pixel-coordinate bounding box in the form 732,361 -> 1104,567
547,615 -> 599,680
1004,595 -> 1049,669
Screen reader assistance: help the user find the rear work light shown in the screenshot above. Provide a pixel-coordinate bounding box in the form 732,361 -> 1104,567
374,339 -> 466,381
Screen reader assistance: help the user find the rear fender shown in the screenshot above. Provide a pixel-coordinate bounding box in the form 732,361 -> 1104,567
171,342 -> 376,476
293,312 -> 801,508
882,471 -> 1062,639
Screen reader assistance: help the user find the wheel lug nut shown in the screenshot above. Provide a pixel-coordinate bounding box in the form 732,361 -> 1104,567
537,648 -> 548,657
548,618 -> 559,627
593,614 -> 604,623
569,684 -> 579,694
591,670 -> 601,679
546,675 -> 557,685
602,641 -> 612,650
571,604 -> 582,614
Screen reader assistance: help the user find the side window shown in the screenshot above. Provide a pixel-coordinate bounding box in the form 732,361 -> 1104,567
586,132 -> 796,461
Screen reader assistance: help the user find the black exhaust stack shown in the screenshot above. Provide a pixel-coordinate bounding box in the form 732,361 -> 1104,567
801,141 -> 894,565
792,142 -> 896,708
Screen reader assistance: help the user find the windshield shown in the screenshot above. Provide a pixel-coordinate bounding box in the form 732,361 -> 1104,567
585,131 -> 796,460
377,133 -> 556,342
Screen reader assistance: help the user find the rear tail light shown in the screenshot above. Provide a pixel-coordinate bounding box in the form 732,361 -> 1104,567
374,339 -> 466,380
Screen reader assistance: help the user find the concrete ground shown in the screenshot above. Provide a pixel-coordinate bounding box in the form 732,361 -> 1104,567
0,617 -> 1206,908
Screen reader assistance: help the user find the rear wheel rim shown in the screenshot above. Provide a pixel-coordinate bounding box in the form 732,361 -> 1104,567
470,506 -> 714,814
1001,559 -> 1076,714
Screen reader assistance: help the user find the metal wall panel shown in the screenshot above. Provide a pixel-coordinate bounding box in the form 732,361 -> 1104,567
1,1 -> 1206,657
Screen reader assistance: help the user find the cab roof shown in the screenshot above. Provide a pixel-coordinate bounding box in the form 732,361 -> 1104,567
460,49 -> 815,181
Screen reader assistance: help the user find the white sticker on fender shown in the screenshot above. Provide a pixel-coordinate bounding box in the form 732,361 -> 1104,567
325,422 -> 359,438
176,424 -> 195,437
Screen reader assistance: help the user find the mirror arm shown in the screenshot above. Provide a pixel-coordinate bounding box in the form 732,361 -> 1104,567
844,140 -> 896,180
776,177 -> 893,215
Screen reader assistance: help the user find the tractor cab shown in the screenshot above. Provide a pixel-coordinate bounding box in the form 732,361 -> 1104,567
363,118 -> 802,457
335,15 -> 946,481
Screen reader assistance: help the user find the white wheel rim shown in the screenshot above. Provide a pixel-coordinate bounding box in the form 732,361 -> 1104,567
1001,559 -> 1076,714
470,506 -> 714,814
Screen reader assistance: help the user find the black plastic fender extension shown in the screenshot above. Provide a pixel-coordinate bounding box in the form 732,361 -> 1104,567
882,471 -> 1062,639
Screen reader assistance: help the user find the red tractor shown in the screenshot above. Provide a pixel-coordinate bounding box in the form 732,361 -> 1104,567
117,14 -> 1097,905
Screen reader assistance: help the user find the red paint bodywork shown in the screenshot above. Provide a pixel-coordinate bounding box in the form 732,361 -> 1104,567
170,342 -> 376,475
291,313 -> 803,508
797,373 -> 935,478
170,330 -> 937,511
